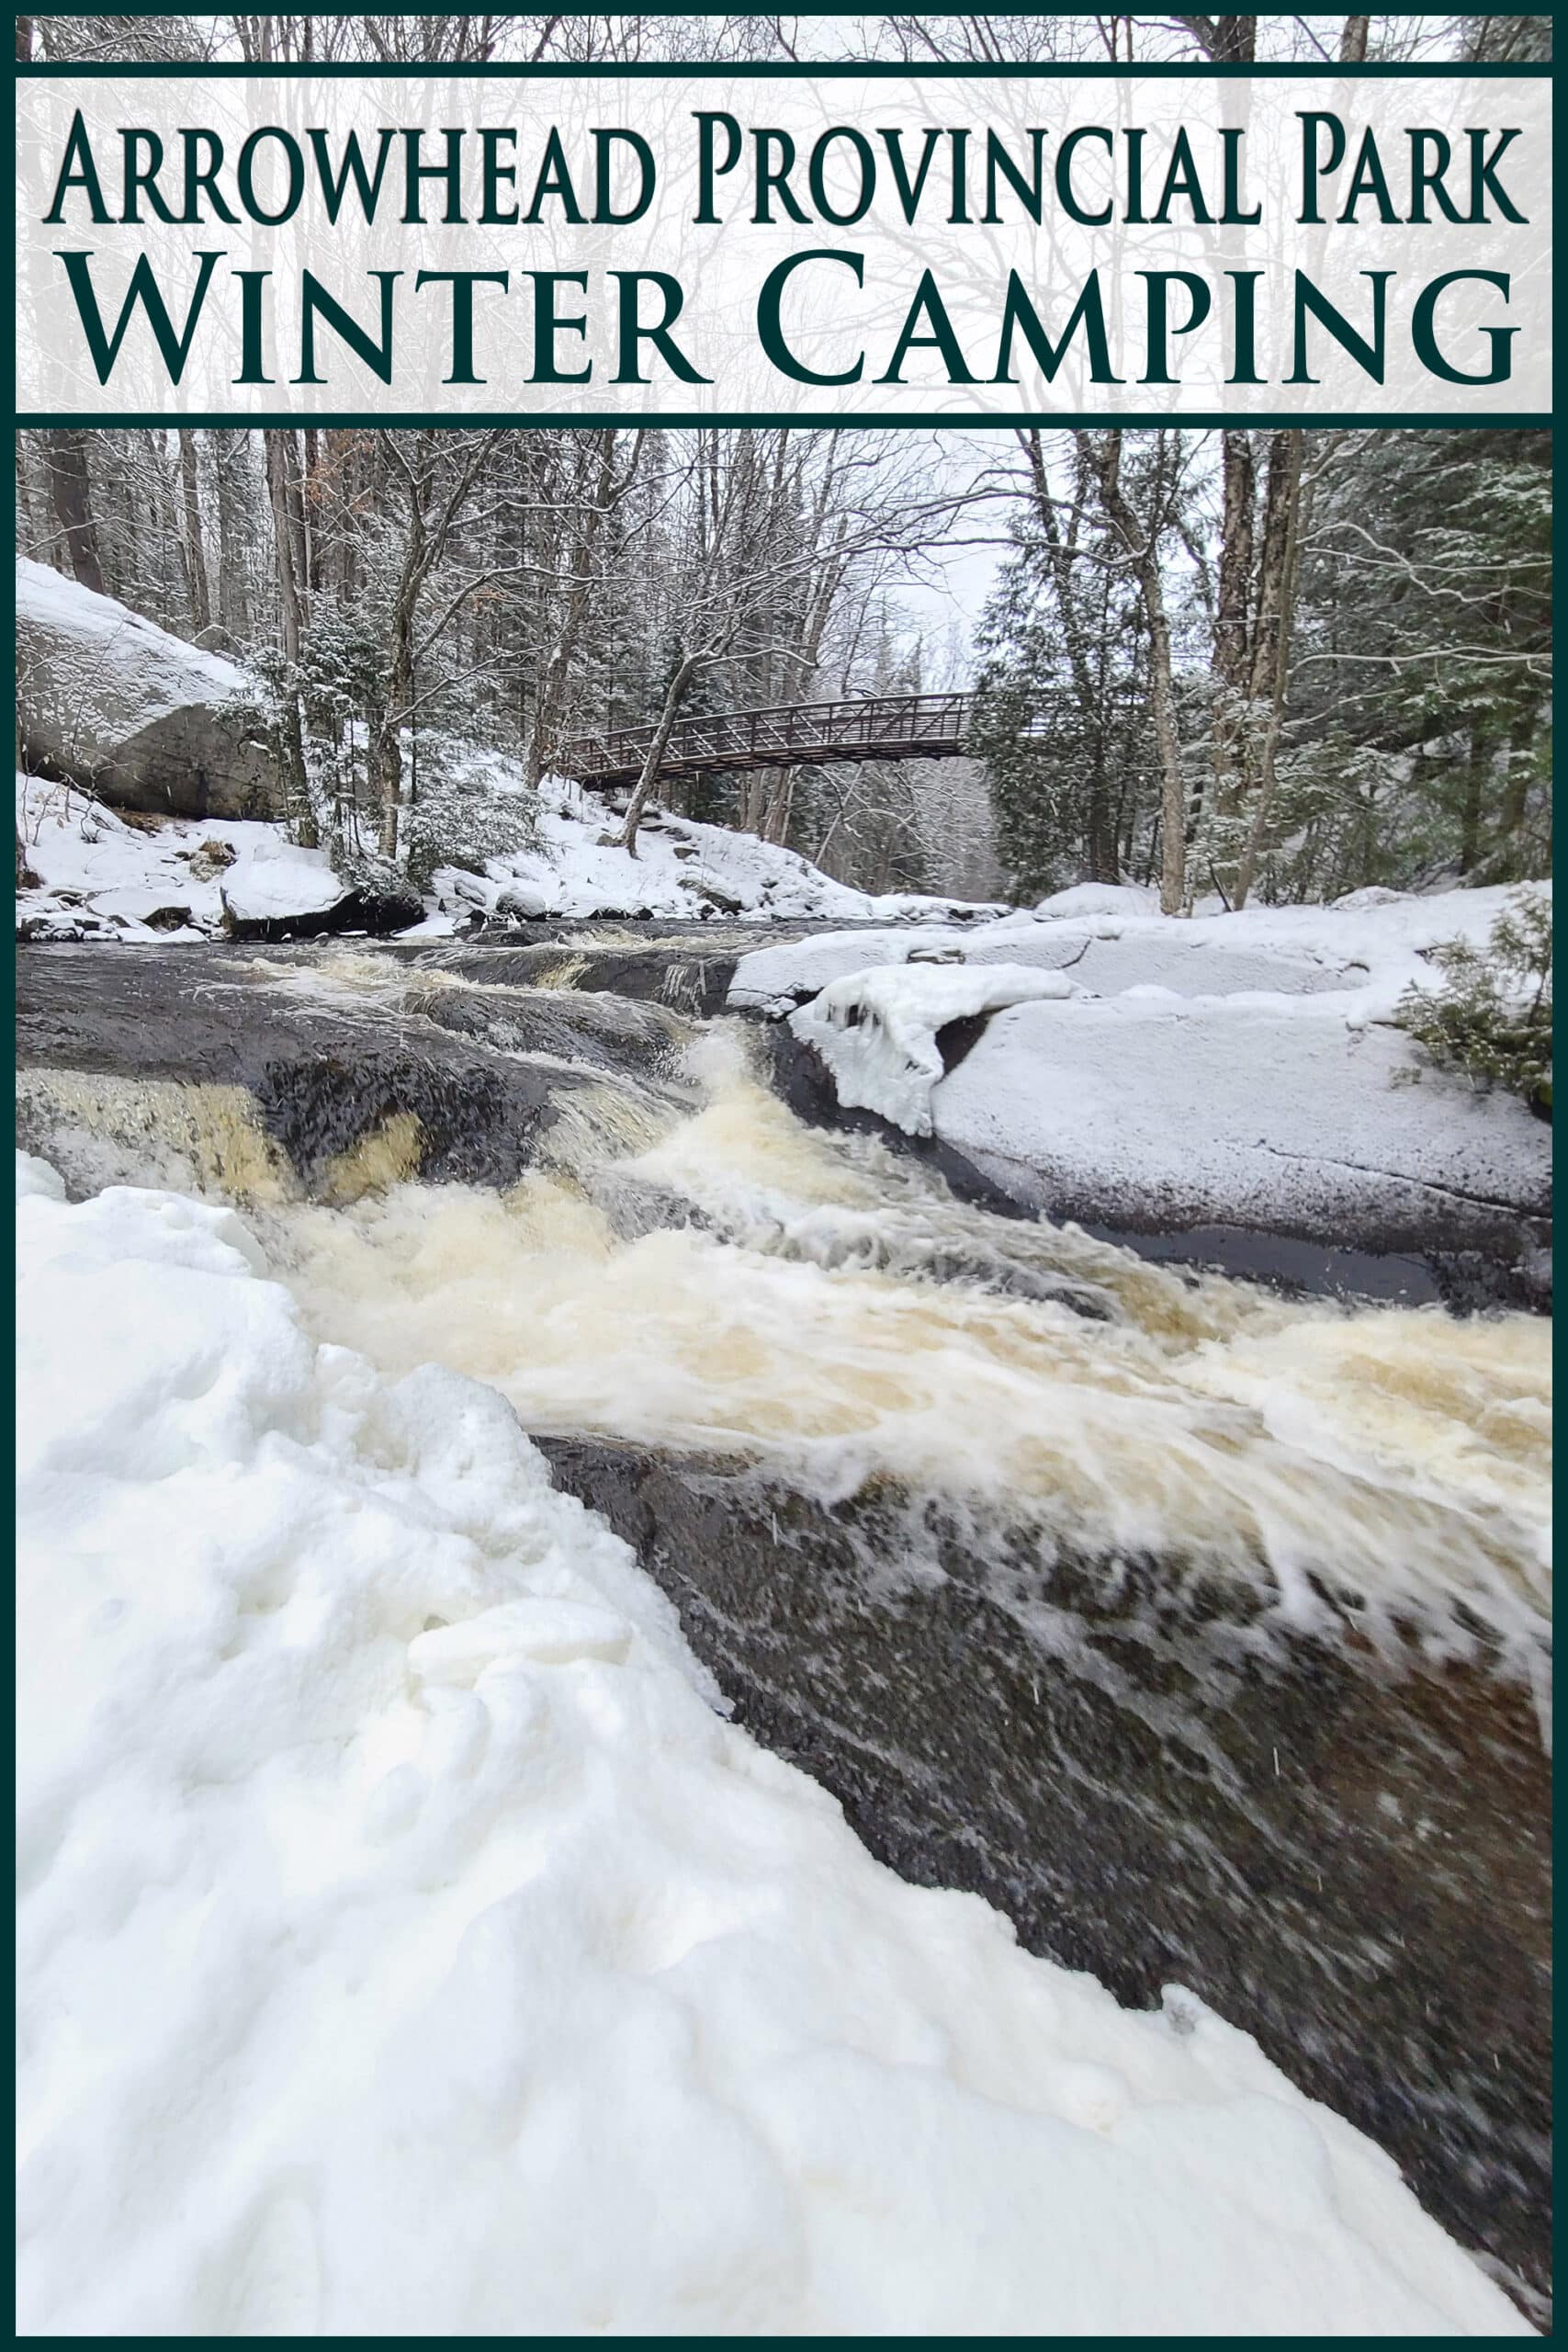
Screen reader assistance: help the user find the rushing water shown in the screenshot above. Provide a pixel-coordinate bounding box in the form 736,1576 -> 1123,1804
19,940 -> 1549,1680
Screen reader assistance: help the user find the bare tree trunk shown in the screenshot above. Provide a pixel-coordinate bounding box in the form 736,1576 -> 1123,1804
762,766 -> 799,845
177,429 -> 211,634
1211,429 -> 1255,839
1175,13 -> 1256,61
301,426 -> 323,593
15,436 -> 38,547
527,428 -> 630,790
619,654 -> 702,854
1080,430 -> 1187,914
740,767 -> 771,836
263,426 -> 315,846
1497,718 -> 1534,846
378,529 -> 426,860
213,433 -> 250,641
1458,726 -> 1488,876
1339,16 -> 1371,62
1234,436 -> 1307,909
1247,431 -> 1303,710
45,431 -> 106,596
263,429 -> 306,662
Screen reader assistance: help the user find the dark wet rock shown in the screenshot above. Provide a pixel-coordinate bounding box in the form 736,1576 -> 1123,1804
583,1170 -> 713,1244
406,973 -> 689,1078
534,1432 -> 1552,2322
423,935 -> 744,1016
17,909 -> 120,944
693,881 -> 747,915
220,879 -> 424,944
13,943 -> 674,1196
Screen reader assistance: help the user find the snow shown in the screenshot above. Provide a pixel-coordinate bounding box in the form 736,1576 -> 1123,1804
790,962 -> 1079,1136
16,1151 -> 1528,2336
936,995 -> 1548,1232
735,888 -> 1553,1238
17,555 -> 254,741
16,775 -> 344,942
1036,881 -> 1161,919
731,887 -> 1537,1017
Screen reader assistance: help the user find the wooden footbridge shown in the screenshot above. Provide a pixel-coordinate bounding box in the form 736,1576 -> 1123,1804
558,690 -> 975,789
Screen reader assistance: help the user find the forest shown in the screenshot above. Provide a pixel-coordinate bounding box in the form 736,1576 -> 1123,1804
16,413 -> 1550,914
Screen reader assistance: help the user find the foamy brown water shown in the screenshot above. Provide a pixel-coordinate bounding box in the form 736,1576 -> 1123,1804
235,1026 -> 1551,1670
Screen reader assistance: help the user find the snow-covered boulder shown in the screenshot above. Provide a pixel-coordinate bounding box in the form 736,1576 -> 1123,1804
16,559 -> 280,820
1333,886 -> 1415,910
220,843 -> 423,942
933,992 -> 1551,1254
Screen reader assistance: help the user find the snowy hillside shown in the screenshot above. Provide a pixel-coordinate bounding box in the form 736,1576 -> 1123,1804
15,1152 -> 1528,2336
424,750 -> 1002,927
15,762 -> 1000,943
16,775 -> 344,941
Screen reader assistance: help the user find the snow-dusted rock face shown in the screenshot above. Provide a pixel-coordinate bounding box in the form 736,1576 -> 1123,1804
16,559 -> 280,820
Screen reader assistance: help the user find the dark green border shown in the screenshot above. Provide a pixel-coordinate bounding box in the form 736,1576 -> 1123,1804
16,412 -> 1553,430
4,17 -> 1560,2342
14,59 -> 1556,76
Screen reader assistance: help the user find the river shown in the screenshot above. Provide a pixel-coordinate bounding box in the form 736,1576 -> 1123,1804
14,926 -> 1553,2316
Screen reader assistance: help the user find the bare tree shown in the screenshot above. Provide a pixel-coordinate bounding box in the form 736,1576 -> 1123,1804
263,428 -> 314,843
176,431 -> 211,636
1077,430 -> 1189,913
374,429 -> 502,857
44,432 -> 106,596
526,428 -> 644,790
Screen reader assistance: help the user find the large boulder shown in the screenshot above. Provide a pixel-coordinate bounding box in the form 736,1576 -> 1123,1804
16,558 -> 281,820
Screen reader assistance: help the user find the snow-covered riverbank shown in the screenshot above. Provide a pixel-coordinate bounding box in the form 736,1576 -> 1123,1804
15,760 -> 996,942
742,885 -> 1552,1272
16,1151 -> 1532,2336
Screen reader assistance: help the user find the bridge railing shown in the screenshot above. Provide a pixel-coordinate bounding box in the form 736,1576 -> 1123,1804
559,689 -> 973,784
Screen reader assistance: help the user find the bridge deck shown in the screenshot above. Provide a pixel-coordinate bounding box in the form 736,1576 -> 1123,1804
559,690 -> 974,788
